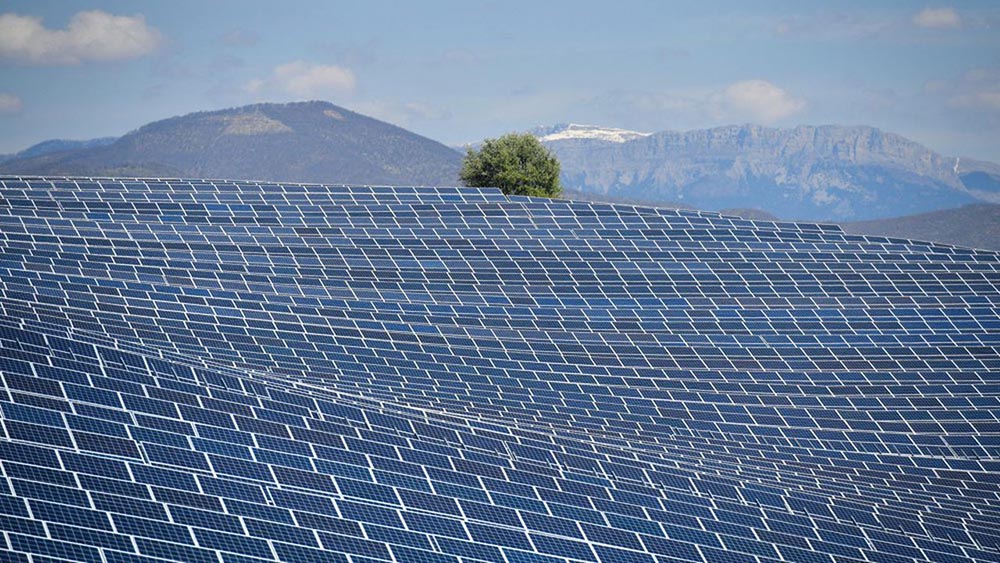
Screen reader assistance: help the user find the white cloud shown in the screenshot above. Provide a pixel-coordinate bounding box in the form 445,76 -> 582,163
912,7 -> 962,29
246,61 -> 356,100
714,80 -> 806,124
0,93 -> 21,113
0,10 -> 161,65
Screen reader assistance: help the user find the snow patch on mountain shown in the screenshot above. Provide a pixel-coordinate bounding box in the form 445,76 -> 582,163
535,123 -> 651,143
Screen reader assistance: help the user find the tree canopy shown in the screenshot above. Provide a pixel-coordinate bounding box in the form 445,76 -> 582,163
460,133 -> 562,198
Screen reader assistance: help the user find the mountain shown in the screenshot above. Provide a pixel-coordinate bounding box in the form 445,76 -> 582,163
955,157 -> 1000,199
719,208 -> 781,221
534,123 -> 1000,221
842,203 -> 1000,251
0,137 -> 117,164
0,101 -> 462,185
559,186 -> 690,209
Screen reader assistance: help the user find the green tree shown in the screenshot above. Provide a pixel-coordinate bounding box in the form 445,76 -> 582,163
460,133 -> 562,198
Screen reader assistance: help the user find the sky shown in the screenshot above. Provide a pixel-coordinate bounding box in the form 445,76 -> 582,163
0,1 -> 998,161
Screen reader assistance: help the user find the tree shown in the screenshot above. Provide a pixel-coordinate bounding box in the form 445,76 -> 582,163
460,133 -> 562,198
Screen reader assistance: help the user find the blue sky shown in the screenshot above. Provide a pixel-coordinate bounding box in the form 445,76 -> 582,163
1,1 -> 998,161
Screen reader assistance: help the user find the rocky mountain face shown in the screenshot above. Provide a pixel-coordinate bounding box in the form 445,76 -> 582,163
0,101 -> 463,186
537,124 -> 1000,221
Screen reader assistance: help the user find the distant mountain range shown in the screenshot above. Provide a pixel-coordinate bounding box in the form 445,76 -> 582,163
2,102 -> 998,249
0,101 -> 462,185
0,137 -> 117,164
532,123 -> 1000,222
841,203 -> 1000,251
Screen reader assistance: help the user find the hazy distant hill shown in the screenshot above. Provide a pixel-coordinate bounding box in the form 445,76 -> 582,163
533,123 -> 1000,222
558,187 -> 692,209
842,204 -> 1000,251
0,101 -> 462,185
0,137 -> 117,164
559,185 -> 997,250
719,208 -> 781,221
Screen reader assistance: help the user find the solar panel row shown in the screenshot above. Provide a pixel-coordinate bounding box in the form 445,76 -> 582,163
0,176 -> 997,563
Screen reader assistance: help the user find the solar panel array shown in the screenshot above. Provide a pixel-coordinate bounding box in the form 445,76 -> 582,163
0,176 -> 997,563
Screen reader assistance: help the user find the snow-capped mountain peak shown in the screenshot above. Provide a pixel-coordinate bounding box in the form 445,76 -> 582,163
533,123 -> 651,143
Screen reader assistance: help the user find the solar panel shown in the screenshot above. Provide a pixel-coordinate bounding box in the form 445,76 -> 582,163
0,175 -> 998,563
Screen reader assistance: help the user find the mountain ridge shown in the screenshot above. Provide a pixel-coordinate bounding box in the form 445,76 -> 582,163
532,122 -> 1000,221
842,203 -> 1000,251
0,137 -> 118,164
0,101 -> 463,186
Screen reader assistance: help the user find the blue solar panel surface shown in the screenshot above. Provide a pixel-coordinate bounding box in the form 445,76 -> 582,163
0,176 -> 998,563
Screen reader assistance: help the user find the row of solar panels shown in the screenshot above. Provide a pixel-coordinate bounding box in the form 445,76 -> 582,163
2,316 -> 996,563
1,177 -> 997,563
2,317 -> 996,559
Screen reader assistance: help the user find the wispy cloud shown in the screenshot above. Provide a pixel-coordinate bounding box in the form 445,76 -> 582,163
771,7 -> 973,40
311,39 -> 382,69
0,93 -> 22,113
440,49 -> 483,65
219,28 -> 259,48
714,80 -> 807,124
946,68 -> 1000,112
597,80 -> 806,128
773,12 -> 891,40
912,7 -> 962,29
352,100 -> 452,127
0,10 -> 162,65
950,89 -> 1000,111
246,61 -> 357,100
914,67 -> 1000,145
